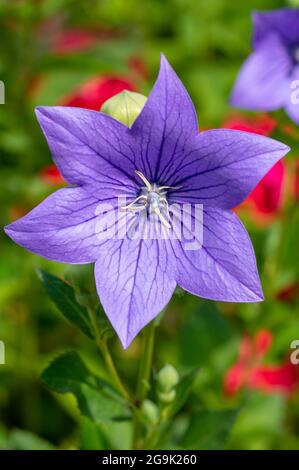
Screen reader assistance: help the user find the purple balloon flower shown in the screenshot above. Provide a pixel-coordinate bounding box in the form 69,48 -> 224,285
230,8 -> 299,123
4,55 -> 289,348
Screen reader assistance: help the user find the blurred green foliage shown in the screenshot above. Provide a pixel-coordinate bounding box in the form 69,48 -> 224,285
0,0 -> 299,450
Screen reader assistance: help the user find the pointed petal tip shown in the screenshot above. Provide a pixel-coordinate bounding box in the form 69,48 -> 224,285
120,336 -> 132,350
35,106 -> 53,123
248,283 -> 264,303
3,224 -> 12,237
35,105 -> 70,121
3,222 -> 17,238
3,223 -> 22,245
252,291 -> 264,303
34,106 -> 42,121
115,328 -> 135,350
159,52 -> 167,62
282,143 -> 291,156
35,105 -> 48,117
226,285 -> 265,303
159,53 -> 172,71
266,139 -> 290,159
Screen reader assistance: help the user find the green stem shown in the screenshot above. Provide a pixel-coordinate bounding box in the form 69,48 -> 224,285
133,320 -> 156,449
88,309 -> 130,401
143,423 -> 160,450
136,320 -> 156,402
98,340 -> 130,400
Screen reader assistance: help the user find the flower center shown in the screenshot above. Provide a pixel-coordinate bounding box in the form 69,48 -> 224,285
121,170 -> 174,228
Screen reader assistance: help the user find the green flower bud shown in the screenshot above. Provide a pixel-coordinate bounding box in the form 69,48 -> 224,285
100,91 -> 147,127
141,399 -> 159,425
158,389 -> 176,404
157,364 -> 179,392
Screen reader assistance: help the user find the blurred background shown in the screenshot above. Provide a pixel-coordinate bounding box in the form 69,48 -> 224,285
0,0 -> 299,450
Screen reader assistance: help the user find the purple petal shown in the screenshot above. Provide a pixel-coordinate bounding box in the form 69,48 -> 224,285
170,207 -> 263,302
230,34 -> 292,111
286,65 -> 299,124
253,9 -> 299,48
35,106 -> 138,198
167,129 -> 289,209
4,187 -> 128,263
94,239 -> 176,348
130,54 -> 198,183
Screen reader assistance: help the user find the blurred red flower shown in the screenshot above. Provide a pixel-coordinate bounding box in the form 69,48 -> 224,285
276,282 -> 299,303
39,164 -> 65,186
224,330 -> 298,397
128,56 -> 149,81
53,28 -> 99,54
249,160 -> 285,215
60,75 -> 135,111
223,114 -> 285,221
248,364 -> 298,395
223,114 -> 276,136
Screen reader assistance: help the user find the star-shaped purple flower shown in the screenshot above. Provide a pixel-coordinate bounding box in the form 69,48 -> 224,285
4,55 -> 289,348
230,8 -> 299,123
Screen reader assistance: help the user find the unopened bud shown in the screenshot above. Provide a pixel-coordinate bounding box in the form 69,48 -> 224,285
141,399 -> 159,425
158,389 -> 176,403
101,90 -> 147,127
157,364 -> 179,393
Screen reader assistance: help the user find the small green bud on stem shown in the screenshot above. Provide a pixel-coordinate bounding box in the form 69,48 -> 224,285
157,364 -> 179,392
157,364 -> 179,404
141,399 -> 159,425
158,389 -> 176,403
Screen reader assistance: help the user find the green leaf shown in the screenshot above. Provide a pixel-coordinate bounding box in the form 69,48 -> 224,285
41,351 -> 129,423
7,430 -> 55,450
37,269 -> 94,339
180,300 -> 236,367
228,394 -> 286,450
80,418 -> 107,450
0,424 -> 8,450
180,409 -> 238,450
99,420 -> 133,451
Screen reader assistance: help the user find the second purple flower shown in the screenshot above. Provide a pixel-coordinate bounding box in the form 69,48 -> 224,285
231,8 -> 299,124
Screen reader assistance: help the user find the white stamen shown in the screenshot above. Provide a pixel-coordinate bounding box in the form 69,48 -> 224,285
158,185 -> 182,191
154,207 -> 171,229
121,194 -> 147,210
135,170 -> 152,191
122,170 -> 179,228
